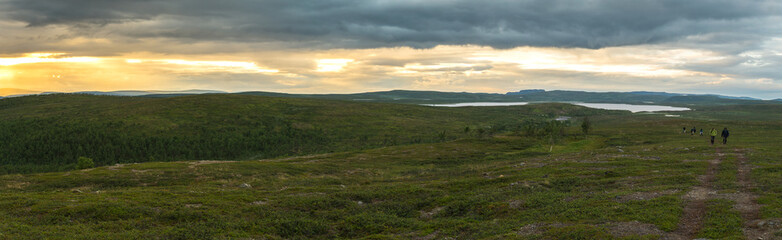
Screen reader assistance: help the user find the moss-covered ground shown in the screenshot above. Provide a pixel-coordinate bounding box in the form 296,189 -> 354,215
1,96 -> 781,239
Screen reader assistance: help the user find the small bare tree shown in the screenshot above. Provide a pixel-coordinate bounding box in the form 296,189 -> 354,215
581,116 -> 592,138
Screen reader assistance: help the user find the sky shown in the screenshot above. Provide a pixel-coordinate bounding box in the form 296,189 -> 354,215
1,0 -> 781,99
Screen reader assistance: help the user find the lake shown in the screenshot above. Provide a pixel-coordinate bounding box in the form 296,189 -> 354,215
424,102 -> 690,113
422,102 -> 529,107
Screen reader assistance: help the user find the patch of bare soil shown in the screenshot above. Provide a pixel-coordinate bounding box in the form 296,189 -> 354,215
615,189 -> 680,203
516,222 -> 676,238
106,164 -> 126,170
419,207 -> 443,219
188,160 -> 237,168
605,221 -> 670,238
517,223 -> 547,236
671,148 -> 721,239
411,230 -> 439,240
732,149 -> 777,240
263,153 -> 333,164
4,181 -> 30,189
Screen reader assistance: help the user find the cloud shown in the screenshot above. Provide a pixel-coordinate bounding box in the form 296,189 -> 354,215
1,1 -> 780,99
2,0 -> 780,51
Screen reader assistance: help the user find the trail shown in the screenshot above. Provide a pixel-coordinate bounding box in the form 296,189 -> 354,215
732,148 -> 768,240
670,147 -> 720,239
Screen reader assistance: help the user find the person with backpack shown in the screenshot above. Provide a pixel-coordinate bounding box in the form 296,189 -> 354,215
709,128 -> 718,145
721,127 -> 730,144
699,129 -> 703,136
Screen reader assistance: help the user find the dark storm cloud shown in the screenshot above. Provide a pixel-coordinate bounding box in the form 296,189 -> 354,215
3,0 -> 780,49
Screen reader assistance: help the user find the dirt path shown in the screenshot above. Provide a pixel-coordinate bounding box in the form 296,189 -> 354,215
670,148 -> 721,239
732,148 -> 771,240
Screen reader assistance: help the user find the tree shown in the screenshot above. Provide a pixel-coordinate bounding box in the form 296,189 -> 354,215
77,156 -> 95,169
545,120 -> 564,152
581,116 -> 592,138
437,130 -> 447,142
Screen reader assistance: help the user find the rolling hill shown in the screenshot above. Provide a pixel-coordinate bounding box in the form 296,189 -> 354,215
0,93 -> 608,174
1,93 -> 781,239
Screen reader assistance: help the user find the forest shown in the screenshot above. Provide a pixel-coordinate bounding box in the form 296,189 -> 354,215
0,94 -> 604,174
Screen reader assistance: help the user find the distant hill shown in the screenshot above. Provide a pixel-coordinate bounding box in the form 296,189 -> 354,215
1,89 -> 225,98
709,95 -> 760,100
1,88 -> 774,106
506,89 -> 545,95
0,88 -> 41,97
75,89 -> 227,96
238,90 -> 514,103
627,91 -> 681,97
504,90 -> 770,106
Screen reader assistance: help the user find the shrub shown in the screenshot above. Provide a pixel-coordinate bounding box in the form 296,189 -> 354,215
77,157 -> 95,169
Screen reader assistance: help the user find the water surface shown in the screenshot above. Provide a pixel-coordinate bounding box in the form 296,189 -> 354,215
423,102 -> 529,107
424,102 -> 690,113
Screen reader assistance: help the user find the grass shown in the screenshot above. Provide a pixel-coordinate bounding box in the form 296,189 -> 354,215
0,94 -> 609,174
715,155 -> 738,192
697,199 -> 744,239
1,94 -> 782,239
0,133 -> 708,238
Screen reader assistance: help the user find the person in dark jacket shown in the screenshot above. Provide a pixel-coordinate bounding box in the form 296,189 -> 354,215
721,127 -> 730,144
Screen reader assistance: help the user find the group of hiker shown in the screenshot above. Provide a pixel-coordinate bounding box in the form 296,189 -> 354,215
682,126 -> 729,145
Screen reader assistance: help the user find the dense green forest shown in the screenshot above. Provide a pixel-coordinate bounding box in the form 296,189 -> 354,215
0,94 -> 607,174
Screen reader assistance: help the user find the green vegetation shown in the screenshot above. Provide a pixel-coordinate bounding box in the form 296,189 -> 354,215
581,116 -> 592,137
0,94 -> 605,174
1,93 -> 782,239
77,157 -> 95,170
238,89 -> 778,106
698,199 -> 743,239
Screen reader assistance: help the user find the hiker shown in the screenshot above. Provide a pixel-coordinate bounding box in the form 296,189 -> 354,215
691,127 -> 696,135
682,127 -> 686,134
699,129 -> 703,136
709,128 -> 718,145
721,127 -> 730,144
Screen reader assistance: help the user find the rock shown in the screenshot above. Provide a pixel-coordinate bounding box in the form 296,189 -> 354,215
239,183 -> 252,188
357,201 -> 364,205
251,201 -> 267,205
508,200 -> 523,209
758,220 -> 767,227
618,148 -> 624,153
420,207 -> 444,219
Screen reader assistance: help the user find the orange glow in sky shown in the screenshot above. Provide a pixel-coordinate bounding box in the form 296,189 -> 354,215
0,45 -> 775,98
